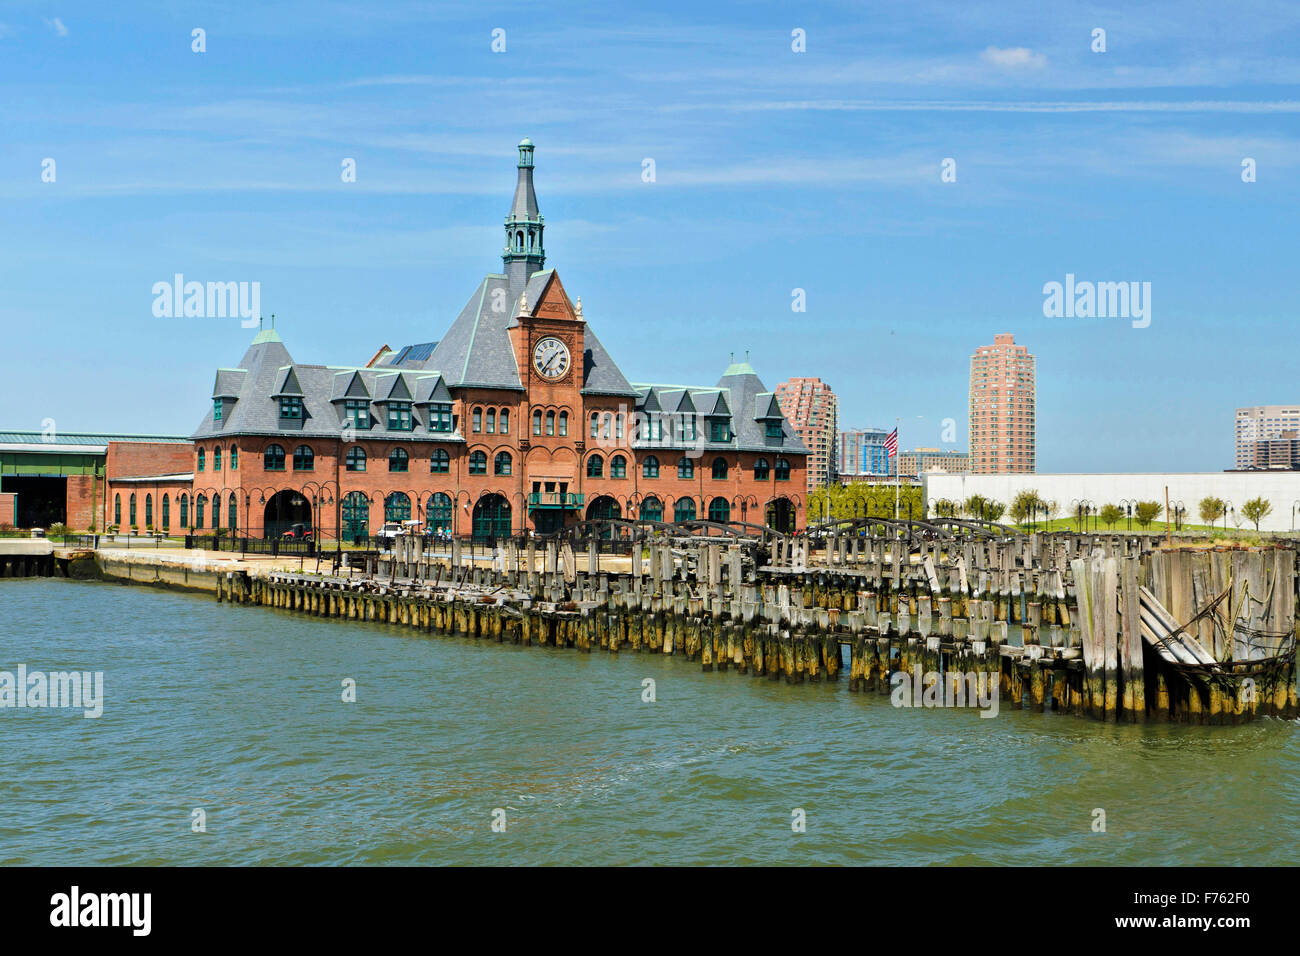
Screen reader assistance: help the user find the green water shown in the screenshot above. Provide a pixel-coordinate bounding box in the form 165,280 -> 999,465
0,578 -> 1296,865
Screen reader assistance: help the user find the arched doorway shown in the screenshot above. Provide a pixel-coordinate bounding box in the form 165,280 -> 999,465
341,492 -> 369,544
586,495 -> 621,539
640,496 -> 663,523
426,492 -> 452,534
472,493 -> 511,541
766,497 -> 794,535
264,490 -> 311,538
384,492 -> 411,523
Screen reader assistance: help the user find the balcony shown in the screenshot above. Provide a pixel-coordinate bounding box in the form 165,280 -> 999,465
528,492 -> 584,510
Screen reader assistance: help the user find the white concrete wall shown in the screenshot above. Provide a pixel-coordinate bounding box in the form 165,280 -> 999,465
922,472 -> 1300,533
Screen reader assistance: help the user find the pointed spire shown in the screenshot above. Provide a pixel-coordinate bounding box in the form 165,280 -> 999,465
503,138 -> 545,296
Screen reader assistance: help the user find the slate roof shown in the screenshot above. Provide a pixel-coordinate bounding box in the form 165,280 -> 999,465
630,361 -> 810,456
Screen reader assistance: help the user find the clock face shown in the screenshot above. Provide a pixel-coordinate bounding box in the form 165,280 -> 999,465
532,337 -> 571,380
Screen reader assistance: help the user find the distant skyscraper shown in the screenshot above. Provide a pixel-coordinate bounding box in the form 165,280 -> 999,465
1235,405 -> 1300,470
775,377 -> 838,491
969,333 -> 1035,474
839,427 -> 891,478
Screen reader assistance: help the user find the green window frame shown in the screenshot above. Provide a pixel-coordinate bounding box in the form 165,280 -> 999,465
230,446 -> 238,470
213,399 -> 223,422
712,457 -> 728,479
611,455 -> 626,479
754,458 -> 770,481
213,448 -> 221,471
469,451 -> 487,475
642,456 -> 659,478
387,402 -> 413,431
709,418 -> 731,443
708,497 -> 730,523
494,451 -> 512,476
389,448 -> 409,472
674,498 -> 696,523
346,447 -> 366,472
677,457 -> 693,479
587,455 -> 603,478
775,457 -> 791,481
196,448 -> 205,472
264,444 -> 286,471
345,400 -> 370,429
279,396 -> 304,420
161,494 -> 170,530
114,494 -> 121,526
293,445 -> 314,471
765,421 -> 783,439
428,403 -> 452,433
430,449 -> 449,473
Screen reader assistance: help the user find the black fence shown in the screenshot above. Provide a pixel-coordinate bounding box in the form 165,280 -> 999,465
185,535 -> 323,557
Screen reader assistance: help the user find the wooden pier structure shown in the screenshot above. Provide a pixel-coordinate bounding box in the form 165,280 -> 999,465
207,517 -> 1299,724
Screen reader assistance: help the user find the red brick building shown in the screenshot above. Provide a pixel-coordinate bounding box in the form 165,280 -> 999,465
188,140 -> 808,540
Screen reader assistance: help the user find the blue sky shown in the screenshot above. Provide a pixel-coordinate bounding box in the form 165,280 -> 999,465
1,0 -> 1297,471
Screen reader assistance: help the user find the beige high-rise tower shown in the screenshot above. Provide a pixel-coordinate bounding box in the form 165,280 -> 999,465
775,377 -> 838,491
969,333 -> 1035,474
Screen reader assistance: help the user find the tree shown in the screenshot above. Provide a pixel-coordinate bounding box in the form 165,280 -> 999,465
1099,503 -> 1123,529
1134,500 -> 1163,529
985,500 -> 1006,523
932,498 -> 959,518
1241,496 -> 1273,532
1009,489 -> 1045,526
1199,496 -> 1226,527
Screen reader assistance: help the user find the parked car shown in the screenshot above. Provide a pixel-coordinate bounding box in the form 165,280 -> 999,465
282,523 -> 313,541
375,522 -> 403,546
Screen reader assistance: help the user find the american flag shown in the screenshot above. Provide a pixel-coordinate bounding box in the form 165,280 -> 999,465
884,427 -> 898,457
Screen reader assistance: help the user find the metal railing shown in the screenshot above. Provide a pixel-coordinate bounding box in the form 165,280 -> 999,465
527,492 -> 584,508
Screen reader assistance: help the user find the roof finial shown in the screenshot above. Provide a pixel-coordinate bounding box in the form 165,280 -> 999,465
259,315 -> 264,330
516,289 -> 529,317
575,296 -> 583,319
271,313 -> 276,329
730,351 -> 735,364
745,349 -> 750,363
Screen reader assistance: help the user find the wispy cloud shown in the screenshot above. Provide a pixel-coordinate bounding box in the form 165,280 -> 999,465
980,46 -> 1046,70
44,17 -> 68,37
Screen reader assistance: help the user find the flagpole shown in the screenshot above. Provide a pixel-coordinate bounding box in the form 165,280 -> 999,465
893,417 -> 900,521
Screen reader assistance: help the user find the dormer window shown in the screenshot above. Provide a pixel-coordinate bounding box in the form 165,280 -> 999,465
213,399 -> 223,422
680,416 -> 696,442
765,421 -> 783,440
429,402 -> 453,433
387,401 -> 412,431
279,396 -> 303,420
709,418 -> 731,443
344,400 -> 370,429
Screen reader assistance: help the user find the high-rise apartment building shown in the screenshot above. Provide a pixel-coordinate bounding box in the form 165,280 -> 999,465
1235,405 -> 1300,470
838,427 -> 891,478
775,377 -> 837,491
969,333 -> 1035,474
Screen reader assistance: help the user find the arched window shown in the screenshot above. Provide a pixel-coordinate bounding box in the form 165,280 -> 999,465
677,457 -> 694,479
674,498 -> 696,523
775,457 -> 791,481
499,409 -> 509,434
468,450 -> 487,475
558,411 -> 568,436
708,497 -> 730,523
754,457 -> 770,481
228,495 -> 237,532
533,410 -> 542,436
129,493 -> 137,527
590,413 -> 599,438
196,448 -> 205,472
145,494 -> 153,528
230,445 -> 238,470
430,448 -> 449,473
641,496 -> 663,523
610,455 -> 626,478
384,492 -> 411,522
293,444 -> 314,471
472,408 -> 482,433
213,448 -> 222,471
179,494 -> 188,528
712,457 -> 729,480
346,447 -> 366,472
341,492 -> 369,543
546,410 -> 555,436
195,494 -> 206,528
486,409 -> 496,434
161,494 -> 170,531
389,447 -> 409,472
587,455 -> 603,478
494,451 -> 512,476
264,444 -> 285,471
642,455 -> 659,478
212,493 -> 221,529
427,492 -> 452,533
113,494 -> 121,526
